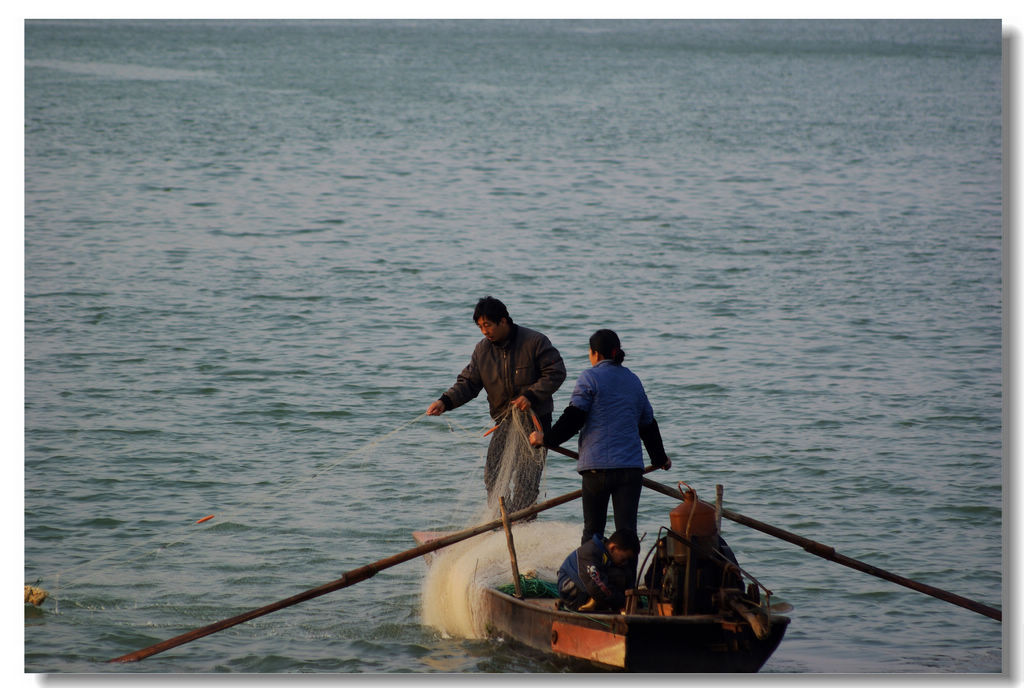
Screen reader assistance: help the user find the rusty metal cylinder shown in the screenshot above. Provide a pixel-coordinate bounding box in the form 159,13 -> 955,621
667,486 -> 718,560
671,488 -> 718,537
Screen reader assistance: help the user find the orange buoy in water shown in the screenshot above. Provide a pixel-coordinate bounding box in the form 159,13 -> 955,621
195,515 -> 215,524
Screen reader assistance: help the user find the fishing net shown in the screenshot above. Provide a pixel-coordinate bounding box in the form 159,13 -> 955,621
495,574 -> 560,599
421,521 -> 581,638
482,408 -> 547,519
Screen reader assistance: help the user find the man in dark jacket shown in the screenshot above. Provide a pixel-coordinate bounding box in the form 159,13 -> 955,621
557,530 -> 640,612
427,296 -> 566,511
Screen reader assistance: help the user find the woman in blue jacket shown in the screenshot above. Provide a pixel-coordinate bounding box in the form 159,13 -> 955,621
530,329 -> 671,544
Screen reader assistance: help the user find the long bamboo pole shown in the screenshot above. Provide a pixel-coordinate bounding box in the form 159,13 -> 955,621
640,476 -> 1002,622
108,486 -> 584,663
499,497 -> 524,598
548,440 -> 1000,621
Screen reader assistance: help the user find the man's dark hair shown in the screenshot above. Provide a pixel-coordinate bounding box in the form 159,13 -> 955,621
473,296 -> 512,325
608,530 -> 641,554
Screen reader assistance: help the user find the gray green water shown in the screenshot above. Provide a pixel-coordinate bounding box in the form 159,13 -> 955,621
24,19 -> 1002,673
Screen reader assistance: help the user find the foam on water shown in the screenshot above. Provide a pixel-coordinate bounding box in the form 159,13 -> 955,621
25,59 -> 219,82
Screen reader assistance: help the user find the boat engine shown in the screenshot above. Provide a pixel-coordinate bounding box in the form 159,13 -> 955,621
644,483 -> 745,616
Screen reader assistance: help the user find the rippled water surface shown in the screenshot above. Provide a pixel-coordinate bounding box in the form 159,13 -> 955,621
23,19 -> 1002,674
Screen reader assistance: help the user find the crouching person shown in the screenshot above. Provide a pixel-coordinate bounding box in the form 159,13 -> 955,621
556,530 -> 640,612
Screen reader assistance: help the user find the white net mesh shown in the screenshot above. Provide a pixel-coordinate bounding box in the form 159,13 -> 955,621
419,407 -> 579,639
480,408 -> 547,521
420,521 -> 580,639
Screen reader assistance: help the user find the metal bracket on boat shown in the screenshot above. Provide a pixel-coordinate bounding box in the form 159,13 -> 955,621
725,596 -> 771,639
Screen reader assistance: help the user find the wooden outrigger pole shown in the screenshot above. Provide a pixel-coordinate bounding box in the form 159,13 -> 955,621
111,441 -> 998,664
541,443 -> 1000,623
640,476 -> 1001,623
109,486 -> 585,663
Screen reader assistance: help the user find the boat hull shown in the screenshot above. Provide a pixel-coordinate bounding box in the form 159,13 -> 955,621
479,588 -> 789,672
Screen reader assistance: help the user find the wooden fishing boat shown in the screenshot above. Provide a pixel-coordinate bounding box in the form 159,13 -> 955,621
108,470 -> 996,667
414,483 -> 790,672
477,585 -> 788,672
